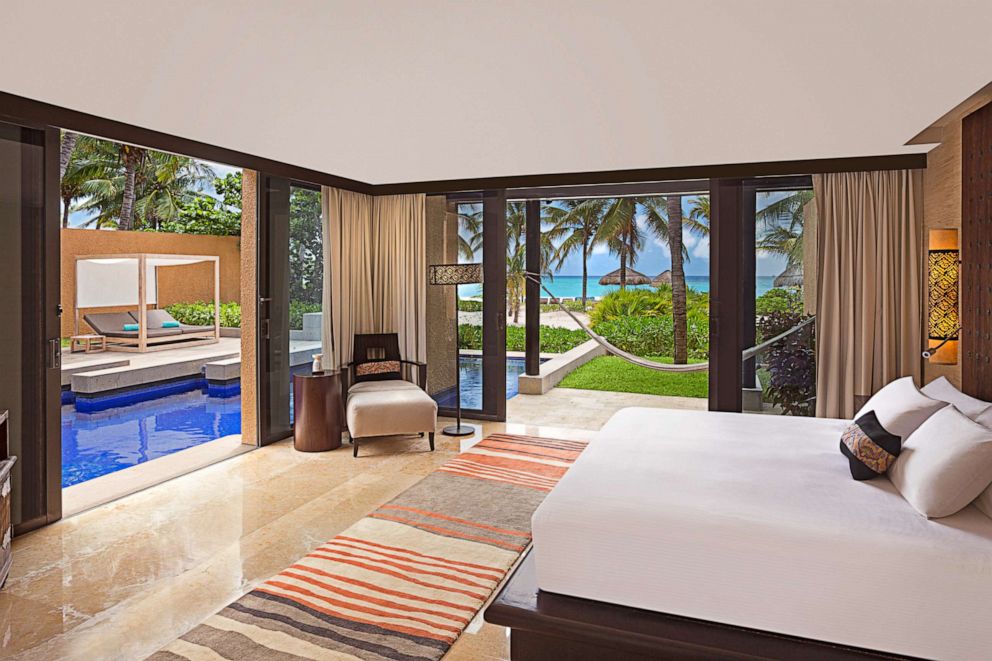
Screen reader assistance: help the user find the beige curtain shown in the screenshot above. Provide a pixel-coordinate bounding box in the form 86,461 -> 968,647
321,187 -> 426,369
373,194 -> 427,363
814,170 -> 923,419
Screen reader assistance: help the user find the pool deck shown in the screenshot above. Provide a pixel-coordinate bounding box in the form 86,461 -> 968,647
61,337 -> 321,394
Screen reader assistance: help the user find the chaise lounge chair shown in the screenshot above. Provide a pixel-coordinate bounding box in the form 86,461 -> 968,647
345,333 -> 436,457
82,309 -> 217,352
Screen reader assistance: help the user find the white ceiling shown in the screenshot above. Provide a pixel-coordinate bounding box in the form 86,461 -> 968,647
2,1 -> 991,185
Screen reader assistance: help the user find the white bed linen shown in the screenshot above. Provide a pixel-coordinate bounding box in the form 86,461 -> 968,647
532,408 -> 992,661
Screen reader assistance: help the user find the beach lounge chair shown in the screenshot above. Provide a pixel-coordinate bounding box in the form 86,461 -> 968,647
82,310 -> 218,352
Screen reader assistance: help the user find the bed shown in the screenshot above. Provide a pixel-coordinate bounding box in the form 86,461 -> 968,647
486,408 -> 992,661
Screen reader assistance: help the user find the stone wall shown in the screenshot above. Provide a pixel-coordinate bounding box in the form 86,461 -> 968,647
240,170 -> 258,445
425,195 -> 458,397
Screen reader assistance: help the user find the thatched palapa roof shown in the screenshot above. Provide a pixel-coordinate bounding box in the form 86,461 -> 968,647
773,263 -> 804,287
598,267 -> 651,286
652,270 -> 672,286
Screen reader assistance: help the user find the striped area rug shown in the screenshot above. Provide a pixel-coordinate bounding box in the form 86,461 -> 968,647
151,433 -> 587,661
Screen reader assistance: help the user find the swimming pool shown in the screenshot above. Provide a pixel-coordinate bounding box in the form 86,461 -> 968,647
62,378 -> 241,488
431,356 -> 536,409
62,356 -> 530,487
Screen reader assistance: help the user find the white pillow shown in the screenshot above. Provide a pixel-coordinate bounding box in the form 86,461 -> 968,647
855,376 -> 946,441
887,406 -> 992,518
921,377 -> 992,421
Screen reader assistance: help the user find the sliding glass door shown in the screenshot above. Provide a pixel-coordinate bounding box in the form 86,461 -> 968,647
257,175 -> 292,444
0,121 -> 61,533
257,176 -> 324,444
425,192 -> 507,421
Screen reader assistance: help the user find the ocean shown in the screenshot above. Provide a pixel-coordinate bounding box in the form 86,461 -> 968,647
460,275 -> 778,299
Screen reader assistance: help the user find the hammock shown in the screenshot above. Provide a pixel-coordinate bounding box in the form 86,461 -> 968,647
524,273 -> 814,373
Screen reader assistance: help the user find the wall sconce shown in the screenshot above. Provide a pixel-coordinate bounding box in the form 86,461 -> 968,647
925,228 -> 960,364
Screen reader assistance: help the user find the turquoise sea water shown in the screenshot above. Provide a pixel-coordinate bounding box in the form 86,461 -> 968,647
460,275 -> 778,299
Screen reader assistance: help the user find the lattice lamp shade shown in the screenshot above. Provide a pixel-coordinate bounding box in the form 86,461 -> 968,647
428,263 -> 483,286
927,229 -> 959,364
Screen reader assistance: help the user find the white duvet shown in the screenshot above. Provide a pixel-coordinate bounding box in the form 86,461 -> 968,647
532,408 -> 992,661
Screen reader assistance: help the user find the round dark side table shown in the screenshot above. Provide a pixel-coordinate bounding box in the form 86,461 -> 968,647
292,370 -> 344,452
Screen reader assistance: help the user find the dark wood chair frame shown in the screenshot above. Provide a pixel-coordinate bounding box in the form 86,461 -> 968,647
344,333 -> 434,457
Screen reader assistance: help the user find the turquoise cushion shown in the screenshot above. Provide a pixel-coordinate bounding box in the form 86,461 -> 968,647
161,320 -> 180,328
123,323 -> 139,331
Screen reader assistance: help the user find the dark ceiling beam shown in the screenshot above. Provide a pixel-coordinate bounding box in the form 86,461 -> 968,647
373,154 -> 925,196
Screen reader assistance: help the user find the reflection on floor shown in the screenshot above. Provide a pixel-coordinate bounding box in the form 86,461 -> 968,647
2,388 -> 693,661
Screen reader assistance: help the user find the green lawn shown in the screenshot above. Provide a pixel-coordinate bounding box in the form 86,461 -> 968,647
558,355 -> 709,398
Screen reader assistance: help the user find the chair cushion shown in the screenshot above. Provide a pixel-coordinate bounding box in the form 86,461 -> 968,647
347,384 -> 437,439
84,312 -> 135,334
132,309 -> 181,329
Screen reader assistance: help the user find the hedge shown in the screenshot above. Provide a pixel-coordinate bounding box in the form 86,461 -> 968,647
591,313 -> 709,359
164,300 -> 322,330
165,301 -> 242,328
459,324 -> 588,354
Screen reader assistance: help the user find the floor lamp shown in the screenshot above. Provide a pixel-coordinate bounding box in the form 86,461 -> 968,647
429,263 -> 483,436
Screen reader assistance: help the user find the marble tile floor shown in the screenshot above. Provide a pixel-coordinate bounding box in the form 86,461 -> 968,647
2,387 -> 699,660
1,418 -> 593,661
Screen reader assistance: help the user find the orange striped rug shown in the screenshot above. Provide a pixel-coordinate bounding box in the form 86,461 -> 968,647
150,433 -> 587,660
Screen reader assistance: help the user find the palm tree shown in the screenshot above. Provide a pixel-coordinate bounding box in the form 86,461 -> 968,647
685,195 -> 710,235
60,131 -> 78,179
544,198 -> 608,309
459,202 -> 554,323
666,195 -> 689,364
504,202 -> 556,322
117,143 -> 147,231
134,152 -> 215,229
756,190 -> 813,269
456,203 -> 483,260
595,196 -> 669,289
71,141 -> 214,230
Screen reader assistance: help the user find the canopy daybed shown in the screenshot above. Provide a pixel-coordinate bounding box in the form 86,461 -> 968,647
74,253 -> 220,353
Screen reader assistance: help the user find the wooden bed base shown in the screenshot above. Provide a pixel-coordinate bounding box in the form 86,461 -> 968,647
484,552 -> 917,661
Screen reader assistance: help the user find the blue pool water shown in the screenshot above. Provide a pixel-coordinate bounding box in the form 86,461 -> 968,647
62,378 -> 241,488
432,356 -> 536,410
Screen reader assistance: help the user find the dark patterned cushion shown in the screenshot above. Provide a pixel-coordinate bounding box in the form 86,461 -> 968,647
840,411 -> 901,480
354,360 -> 401,378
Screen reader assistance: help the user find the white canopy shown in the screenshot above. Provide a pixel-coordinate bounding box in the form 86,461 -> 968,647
75,254 -> 217,308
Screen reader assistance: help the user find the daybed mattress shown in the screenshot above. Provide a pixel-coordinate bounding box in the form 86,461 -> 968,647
531,408 -> 992,661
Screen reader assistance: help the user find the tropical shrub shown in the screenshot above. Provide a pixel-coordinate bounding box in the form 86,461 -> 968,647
590,288 -> 670,325
289,301 -> 322,330
589,285 -> 709,326
458,324 -> 588,354
457,299 -> 483,312
593,312 -> 709,359
166,301 -> 242,328
756,287 -> 803,316
757,310 -> 815,416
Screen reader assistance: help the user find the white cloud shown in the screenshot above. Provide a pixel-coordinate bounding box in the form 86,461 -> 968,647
591,243 -> 610,255
691,236 -> 710,259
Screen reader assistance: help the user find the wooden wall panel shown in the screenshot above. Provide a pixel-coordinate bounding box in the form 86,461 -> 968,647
961,102 -> 992,400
